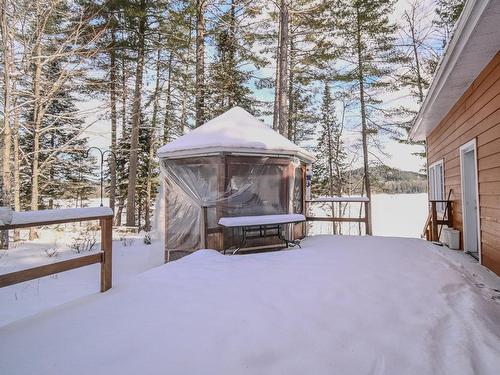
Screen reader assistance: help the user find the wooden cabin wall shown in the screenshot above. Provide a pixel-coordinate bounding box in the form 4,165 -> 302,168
426,52 -> 500,275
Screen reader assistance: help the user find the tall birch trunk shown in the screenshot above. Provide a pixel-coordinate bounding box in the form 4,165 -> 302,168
145,40 -> 162,232
29,18 -> 44,240
406,9 -> 424,103
195,0 -> 206,127
163,52 -> 173,144
0,0 -> 11,249
109,27 -> 118,214
272,35 -> 281,131
277,0 -> 289,137
355,7 -> 372,235
287,30 -> 295,141
125,0 -> 147,227
12,91 -> 20,241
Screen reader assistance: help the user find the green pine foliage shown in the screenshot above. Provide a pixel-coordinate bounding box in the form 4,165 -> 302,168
434,0 -> 465,48
114,113 -> 157,227
313,83 -> 348,197
206,0 -> 264,117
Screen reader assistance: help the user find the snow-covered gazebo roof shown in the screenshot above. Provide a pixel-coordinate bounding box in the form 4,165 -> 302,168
157,107 -> 315,163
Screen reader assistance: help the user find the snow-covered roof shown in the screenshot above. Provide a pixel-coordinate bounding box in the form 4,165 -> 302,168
410,0 -> 500,141
157,107 -> 315,163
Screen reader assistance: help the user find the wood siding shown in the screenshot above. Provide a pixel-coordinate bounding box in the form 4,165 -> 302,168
427,51 -> 500,275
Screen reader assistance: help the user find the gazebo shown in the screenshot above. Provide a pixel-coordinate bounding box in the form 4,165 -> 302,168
157,107 -> 315,261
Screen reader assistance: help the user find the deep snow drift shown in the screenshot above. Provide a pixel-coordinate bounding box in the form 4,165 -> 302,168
1,235 -> 499,375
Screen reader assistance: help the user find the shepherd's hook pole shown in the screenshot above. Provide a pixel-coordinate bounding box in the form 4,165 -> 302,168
84,147 -> 116,207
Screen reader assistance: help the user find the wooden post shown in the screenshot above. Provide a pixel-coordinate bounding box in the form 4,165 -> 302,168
431,201 -> 438,242
100,217 -> 113,292
447,200 -> 453,227
364,201 -> 372,235
201,206 -> 208,249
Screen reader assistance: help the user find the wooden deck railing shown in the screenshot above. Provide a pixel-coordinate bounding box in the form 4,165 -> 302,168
305,197 -> 372,235
0,207 -> 113,292
423,200 -> 453,242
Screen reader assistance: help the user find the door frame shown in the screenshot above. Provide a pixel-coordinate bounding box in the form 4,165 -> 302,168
459,139 -> 482,263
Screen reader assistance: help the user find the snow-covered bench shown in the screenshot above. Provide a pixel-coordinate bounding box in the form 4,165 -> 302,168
218,214 -> 306,254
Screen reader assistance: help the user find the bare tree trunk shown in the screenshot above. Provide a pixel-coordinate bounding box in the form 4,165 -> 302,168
12,83 -> 20,241
145,40 -> 162,232
355,7 -> 372,235
324,88 -> 335,235
287,28 -> 295,141
109,27 -> 117,214
277,0 -> 289,137
272,34 -> 281,131
180,61 -> 189,135
406,6 -> 424,103
29,33 -> 43,240
163,52 -> 173,144
0,0 -> 11,249
195,0 -> 206,127
116,197 -> 124,226
121,52 -> 127,131
125,0 -> 147,227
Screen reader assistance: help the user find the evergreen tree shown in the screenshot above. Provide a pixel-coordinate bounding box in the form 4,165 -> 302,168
286,0 -> 333,144
206,0 -> 263,117
434,0 -> 465,48
334,0 -> 402,234
313,83 -> 348,234
115,112 -> 157,228
314,83 -> 348,198
159,0 -> 196,139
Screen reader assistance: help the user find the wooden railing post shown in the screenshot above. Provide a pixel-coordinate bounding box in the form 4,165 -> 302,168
364,201 -> 372,235
431,201 -> 438,242
201,206 -> 208,249
100,217 -> 113,292
447,200 -> 453,227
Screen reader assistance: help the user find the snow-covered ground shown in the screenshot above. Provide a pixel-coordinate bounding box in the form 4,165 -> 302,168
1,235 -> 499,375
0,227 -> 164,326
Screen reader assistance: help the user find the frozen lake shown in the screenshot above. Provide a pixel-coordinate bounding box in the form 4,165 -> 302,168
309,193 -> 429,238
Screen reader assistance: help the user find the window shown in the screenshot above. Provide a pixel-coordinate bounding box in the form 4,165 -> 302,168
429,160 -> 445,212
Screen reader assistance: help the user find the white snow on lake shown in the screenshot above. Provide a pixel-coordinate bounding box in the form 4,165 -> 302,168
308,193 -> 428,237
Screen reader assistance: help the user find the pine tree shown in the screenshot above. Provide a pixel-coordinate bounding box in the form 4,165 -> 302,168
434,0 -> 465,48
314,83 -> 348,234
334,0 -> 402,234
115,112 -> 156,228
159,0 -> 196,139
287,0 -> 333,144
206,0 -> 262,117
125,0 -> 149,226
314,83 -> 348,198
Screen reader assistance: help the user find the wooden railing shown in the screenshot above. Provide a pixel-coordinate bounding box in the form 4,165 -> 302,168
0,207 -> 113,292
305,197 -> 372,235
423,200 -> 453,242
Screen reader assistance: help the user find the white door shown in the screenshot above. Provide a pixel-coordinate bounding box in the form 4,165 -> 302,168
460,140 -> 480,260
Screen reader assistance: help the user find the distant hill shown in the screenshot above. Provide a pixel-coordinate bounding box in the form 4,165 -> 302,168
348,165 -> 427,194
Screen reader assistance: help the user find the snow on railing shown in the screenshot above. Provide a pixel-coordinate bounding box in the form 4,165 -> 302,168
0,207 -> 113,292
305,196 -> 372,236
